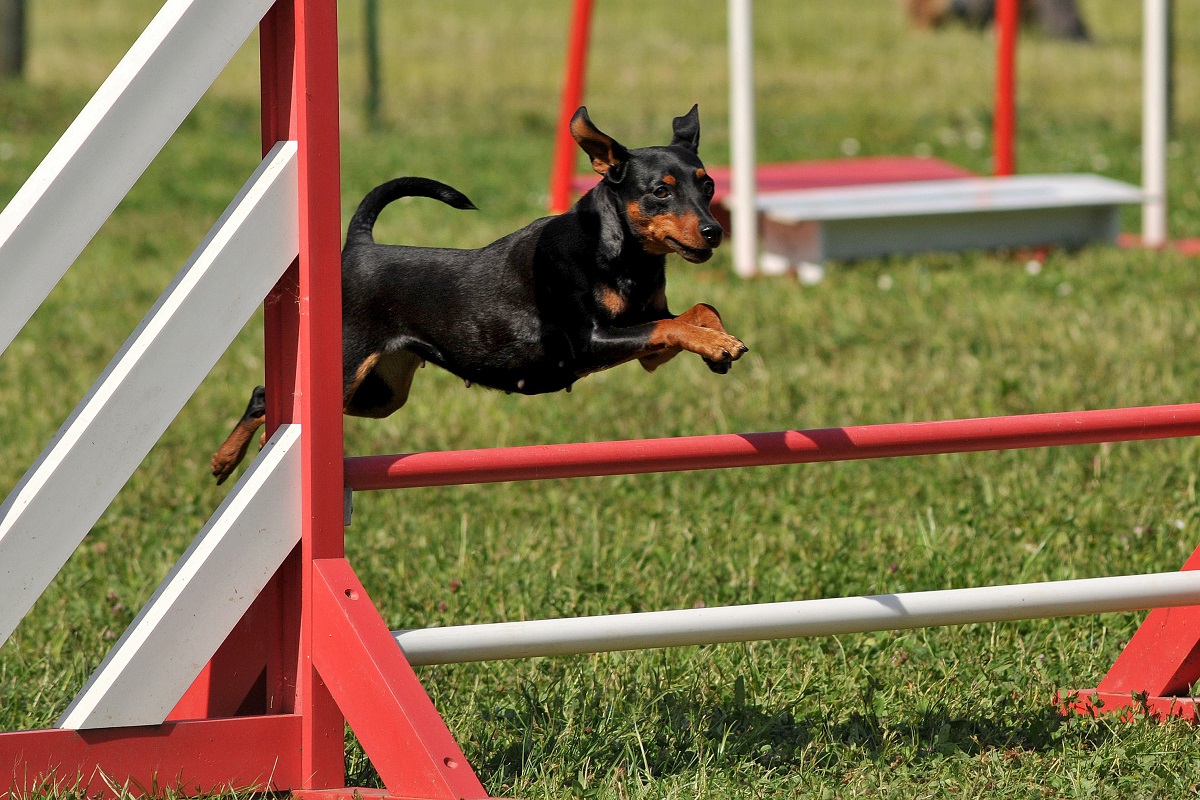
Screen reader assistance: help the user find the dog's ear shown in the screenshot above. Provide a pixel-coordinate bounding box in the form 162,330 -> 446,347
670,104 -> 701,153
579,184 -> 626,262
571,107 -> 630,184
594,191 -> 626,260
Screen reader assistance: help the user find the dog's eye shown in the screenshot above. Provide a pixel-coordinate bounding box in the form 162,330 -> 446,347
702,181 -> 715,199
652,186 -> 672,199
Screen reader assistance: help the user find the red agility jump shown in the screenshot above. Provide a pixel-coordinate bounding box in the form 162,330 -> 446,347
346,404 -> 1200,489
2,1 -> 1200,799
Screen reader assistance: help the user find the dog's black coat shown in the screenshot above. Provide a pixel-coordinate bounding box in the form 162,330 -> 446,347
212,106 -> 746,483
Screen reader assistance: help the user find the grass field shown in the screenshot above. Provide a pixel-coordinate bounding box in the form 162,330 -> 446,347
3,1 -> 1200,797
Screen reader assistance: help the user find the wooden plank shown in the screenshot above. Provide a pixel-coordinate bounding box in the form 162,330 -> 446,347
761,205 -> 1121,267
1062,691 -> 1199,723
0,142 -> 299,648
711,157 -> 977,206
0,0 -> 275,358
574,157 -> 979,213
757,174 -> 1142,222
58,425 -> 302,730
165,576 -> 284,720
817,205 -> 1119,261
758,174 -> 1142,266
0,715 -> 302,798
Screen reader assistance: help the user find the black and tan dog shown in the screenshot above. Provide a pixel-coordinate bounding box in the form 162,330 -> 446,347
212,105 -> 747,484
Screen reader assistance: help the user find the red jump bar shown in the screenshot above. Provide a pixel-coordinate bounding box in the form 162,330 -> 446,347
343,404 -> 1200,491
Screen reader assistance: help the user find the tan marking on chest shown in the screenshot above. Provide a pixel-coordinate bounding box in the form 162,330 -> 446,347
599,287 -> 628,316
345,352 -> 382,406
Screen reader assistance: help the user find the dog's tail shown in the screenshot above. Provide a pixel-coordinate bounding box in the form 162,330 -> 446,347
346,177 -> 477,247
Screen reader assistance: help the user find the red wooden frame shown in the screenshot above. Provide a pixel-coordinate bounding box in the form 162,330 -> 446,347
3,2 -> 1199,797
1,3 -> 492,798
0,717 -> 303,797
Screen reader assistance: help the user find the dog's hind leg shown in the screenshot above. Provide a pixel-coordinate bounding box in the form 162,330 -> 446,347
343,349 -> 424,419
211,385 -> 266,485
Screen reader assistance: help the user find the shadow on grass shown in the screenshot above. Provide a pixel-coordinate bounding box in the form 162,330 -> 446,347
443,684 -> 1139,787
337,678 -> 1169,797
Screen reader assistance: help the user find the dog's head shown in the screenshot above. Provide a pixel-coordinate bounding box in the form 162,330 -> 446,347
571,105 -> 723,264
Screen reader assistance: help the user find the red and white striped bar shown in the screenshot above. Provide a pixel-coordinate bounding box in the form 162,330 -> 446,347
344,403 -> 1200,491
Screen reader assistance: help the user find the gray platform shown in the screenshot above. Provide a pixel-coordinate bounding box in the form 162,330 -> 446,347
755,173 -> 1143,275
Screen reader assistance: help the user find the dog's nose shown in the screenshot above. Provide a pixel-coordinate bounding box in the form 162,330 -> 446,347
700,223 -> 724,247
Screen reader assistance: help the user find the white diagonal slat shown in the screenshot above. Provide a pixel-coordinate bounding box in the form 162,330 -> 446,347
0,141 -> 298,648
0,0 -> 275,358
58,424 -> 302,730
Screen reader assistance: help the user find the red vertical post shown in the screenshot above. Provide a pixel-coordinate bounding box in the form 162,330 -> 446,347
260,0 -> 346,789
255,4 -> 490,796
993,0 -> 1018,176
548,0 -> 594,213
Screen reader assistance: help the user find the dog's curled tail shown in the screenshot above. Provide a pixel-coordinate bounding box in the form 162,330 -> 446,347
346,177 -> 477,247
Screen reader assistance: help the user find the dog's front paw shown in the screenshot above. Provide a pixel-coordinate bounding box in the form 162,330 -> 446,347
693,329 -> 748,370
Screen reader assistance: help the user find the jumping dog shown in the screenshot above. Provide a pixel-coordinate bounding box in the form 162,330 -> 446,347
212,105 -> 747,484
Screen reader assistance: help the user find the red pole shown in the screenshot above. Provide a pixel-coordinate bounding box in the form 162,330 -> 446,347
993,0 -> 1019,176
548,0 -> 594,213
261,0 -> 346,789
345,404 -> 1200,491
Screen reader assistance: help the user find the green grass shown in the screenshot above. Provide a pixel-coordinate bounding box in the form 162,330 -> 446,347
4,0 -> 1200,797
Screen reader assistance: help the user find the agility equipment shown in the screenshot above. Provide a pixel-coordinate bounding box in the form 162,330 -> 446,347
3,2 -> 1200,798
1,2 -> 484,797
550,0 -> 1172,276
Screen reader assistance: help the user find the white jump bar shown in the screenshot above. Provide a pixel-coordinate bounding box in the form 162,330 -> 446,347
394,570 -> 1200,666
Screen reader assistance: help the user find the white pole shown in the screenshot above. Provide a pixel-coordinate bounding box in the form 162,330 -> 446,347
395,569 -> 1200,665
728,0 -> 758,277
1142,0 -> 1169,247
